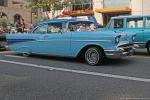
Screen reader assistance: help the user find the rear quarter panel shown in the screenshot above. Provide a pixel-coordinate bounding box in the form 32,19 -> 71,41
70,31 -> 116,57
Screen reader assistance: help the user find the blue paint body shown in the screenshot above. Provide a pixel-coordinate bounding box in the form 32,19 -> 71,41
5,18 -> 133,58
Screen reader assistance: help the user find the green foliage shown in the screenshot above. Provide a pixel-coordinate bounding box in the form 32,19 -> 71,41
42,17 -> 49,21
27,0 -> 70,18
27,0 -> 70,11
0,18 -> 7,28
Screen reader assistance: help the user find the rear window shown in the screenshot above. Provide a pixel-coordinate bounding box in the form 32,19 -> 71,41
127,18 -> 144,28
146,17 -> 150,28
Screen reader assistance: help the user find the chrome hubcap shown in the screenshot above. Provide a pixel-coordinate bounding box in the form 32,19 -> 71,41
85,48 -> 99,65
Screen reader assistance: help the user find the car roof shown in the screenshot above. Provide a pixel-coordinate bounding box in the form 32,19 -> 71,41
38,18 -> 93,24
31,18 -> 93,28
111,15 -> 150,19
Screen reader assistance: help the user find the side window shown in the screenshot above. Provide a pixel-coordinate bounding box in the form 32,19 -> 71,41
47,23 -> 62,33
110,19 -> 124,29
68,22 -> 78,32
146,17 -> 150,28
127,18 -> 143,28
33,24 -> 47,34
68,21 -> 94,32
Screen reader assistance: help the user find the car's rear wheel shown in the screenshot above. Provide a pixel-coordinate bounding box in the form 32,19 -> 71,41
85,47 -> 104,66
147,42 -> 150,55
22,52 -> 30,57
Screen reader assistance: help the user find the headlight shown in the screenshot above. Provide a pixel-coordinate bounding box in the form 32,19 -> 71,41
115,35 -> 121,44
132,34 -> 136,41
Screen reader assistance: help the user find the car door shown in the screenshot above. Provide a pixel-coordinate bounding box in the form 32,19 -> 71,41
108,18 -> 125,33
30,24 -> 49,53
32,22 -> 71,56
125,17 -> 144,44
107,18 -> 132,41
144,16 -> 150,44
43,22 -> 71,56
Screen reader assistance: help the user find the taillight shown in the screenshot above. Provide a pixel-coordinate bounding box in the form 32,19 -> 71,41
0,34 -> 6,42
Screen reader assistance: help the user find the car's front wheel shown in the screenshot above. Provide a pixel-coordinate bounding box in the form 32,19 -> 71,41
147,42 -> 150,55
85,47 -> 104,66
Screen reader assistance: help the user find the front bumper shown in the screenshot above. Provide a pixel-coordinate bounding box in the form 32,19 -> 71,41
105,43 -> 136,59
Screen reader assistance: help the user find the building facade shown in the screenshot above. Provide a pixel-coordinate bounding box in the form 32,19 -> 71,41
94,0 -> 150,26
44,0 -> 150,27
0,0 -> 33,27
1,0 -> 147,27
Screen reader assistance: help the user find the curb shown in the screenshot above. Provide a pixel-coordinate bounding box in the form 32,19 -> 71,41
0,51 -> 17,55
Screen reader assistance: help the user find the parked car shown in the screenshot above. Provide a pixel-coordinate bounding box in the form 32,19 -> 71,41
0,34 -> 7,50
0,18 -> 135,65
102,15 -> 150,54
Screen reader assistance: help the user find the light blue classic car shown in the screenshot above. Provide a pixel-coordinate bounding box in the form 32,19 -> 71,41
0,18 -> 135,65
102,15 -> 150,54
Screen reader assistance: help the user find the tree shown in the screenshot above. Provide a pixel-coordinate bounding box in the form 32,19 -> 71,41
27,0 -> 70,19
0,18 -> 7,28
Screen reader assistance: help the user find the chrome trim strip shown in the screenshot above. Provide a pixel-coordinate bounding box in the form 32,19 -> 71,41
134,42 -> 146,44
72,40 -> 112,42
30,39 -> 112,42
104,50 -> 118,52
34,39 -> 69,42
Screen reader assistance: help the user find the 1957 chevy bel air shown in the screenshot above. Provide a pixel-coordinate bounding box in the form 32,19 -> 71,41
0,18 -> 136,65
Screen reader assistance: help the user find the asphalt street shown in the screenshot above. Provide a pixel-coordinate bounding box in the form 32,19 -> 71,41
0,49 -> 150,100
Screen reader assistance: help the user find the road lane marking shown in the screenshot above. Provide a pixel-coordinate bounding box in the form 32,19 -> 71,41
0,59 -> 150,83
4,55 -> 26,59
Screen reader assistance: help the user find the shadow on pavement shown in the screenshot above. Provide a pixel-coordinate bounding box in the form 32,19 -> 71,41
134,52 -> 149,56
16,54 -> 134,67
20,54 -> 78,63
101,58 -> 133,67
134,49 -> 149,57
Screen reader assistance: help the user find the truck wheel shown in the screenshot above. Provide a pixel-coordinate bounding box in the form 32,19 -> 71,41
85,47 -> 104,66
147,42 -> 150,55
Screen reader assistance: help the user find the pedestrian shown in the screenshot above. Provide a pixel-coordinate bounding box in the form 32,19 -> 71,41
15,19 -> 22,33
0,27 -> 4,34
21,18 -> 26,33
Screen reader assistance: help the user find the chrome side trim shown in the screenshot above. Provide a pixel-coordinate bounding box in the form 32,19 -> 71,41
134,42 -> 146,47
34,39 -> 69,42
72,40 -> 112,42
30,39 -> 112,42
134,42 -> 146,44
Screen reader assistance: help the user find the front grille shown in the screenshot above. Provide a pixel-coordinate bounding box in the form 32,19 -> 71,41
118,43 -> 133,48
124,47 -> 132,52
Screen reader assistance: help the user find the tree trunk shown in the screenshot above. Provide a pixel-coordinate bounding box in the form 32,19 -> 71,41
46,11 -> 50,19
51,4 -> 55,19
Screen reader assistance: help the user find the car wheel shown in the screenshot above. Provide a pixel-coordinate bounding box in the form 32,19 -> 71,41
147,42 -> 150,55
85,47 -> 104,66
22,52 -> 30,57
